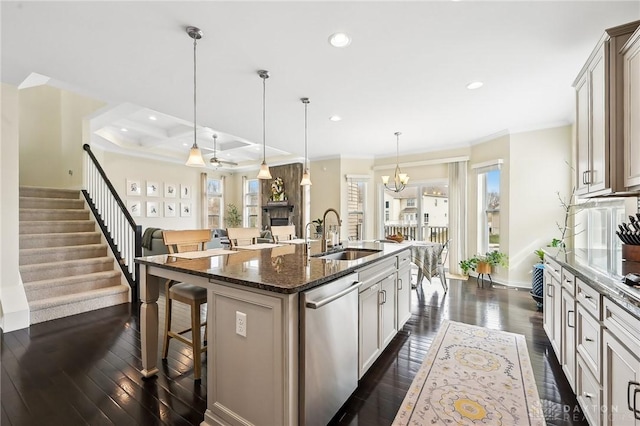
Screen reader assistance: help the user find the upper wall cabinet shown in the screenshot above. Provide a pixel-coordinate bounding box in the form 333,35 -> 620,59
622,28 -> 640,189
573,20 -> 640,197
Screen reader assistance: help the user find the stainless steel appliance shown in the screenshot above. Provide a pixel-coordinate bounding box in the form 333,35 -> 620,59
300,272 -> 361,426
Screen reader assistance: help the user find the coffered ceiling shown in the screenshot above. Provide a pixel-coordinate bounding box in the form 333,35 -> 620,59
2,1 -> 638,168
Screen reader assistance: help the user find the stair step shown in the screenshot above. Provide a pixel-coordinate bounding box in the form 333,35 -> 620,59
29,285 -> 130,324
19,196 -> 85,210
24,270 -> 122,301
20,220 -> 96,235
20,208 -> 89,221
20,244 -> 108,265
20,257 -> 114,283
20,232 -> 102,249
19,186 -> 80,200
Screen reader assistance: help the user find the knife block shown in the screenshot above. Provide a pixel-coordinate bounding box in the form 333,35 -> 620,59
622,244 -> 640,274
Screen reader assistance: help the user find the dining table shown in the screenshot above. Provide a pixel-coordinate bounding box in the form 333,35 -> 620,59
400,240 -> 446,291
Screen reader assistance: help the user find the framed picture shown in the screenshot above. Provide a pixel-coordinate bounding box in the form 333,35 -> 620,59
164,202 -> 177,217
181,202 -> 192,217
126,179 -> 141,196
146,201 -> 159,217
127,200 -> 141,217
181,184 -> 191,199
165,183 -> 177,198
147,181 -> 160,197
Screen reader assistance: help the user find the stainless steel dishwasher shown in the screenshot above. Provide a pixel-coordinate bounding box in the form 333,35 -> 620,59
300,272 -> 361,426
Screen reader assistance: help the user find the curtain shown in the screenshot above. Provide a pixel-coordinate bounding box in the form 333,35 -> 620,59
448,161 -> 467,275
200,172 -> 208,229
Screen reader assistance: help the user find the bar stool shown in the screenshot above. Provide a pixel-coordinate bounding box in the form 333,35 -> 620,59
161,229 -> 211,381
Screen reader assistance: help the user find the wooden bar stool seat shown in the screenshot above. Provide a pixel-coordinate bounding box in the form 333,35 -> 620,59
161,229 -> 211,381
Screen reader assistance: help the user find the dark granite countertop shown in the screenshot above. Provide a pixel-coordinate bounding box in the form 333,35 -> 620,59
545,248 -> 640,319
135,240 -> 410,294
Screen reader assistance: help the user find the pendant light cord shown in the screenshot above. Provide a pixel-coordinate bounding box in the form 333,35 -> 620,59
193,36 -> 197,149
304,101 -> 308,170
262,76 -> 266,162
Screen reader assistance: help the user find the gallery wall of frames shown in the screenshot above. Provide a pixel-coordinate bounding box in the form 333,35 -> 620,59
125,179 -> 193,218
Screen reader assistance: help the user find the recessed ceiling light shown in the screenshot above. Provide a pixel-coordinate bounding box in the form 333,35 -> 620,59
183,143 -> 188,147
329,32 -> 351,48
148,115 -> 157,121
466,81 -> 484,90
329,115 -> 342,122
120,128 -> 128,132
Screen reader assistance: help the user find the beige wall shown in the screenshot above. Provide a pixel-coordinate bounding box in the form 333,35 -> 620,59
1,83 -> 30,331
97,149 -> 236,232
19,86 -> 105,189
309,158 -> 342,231
508,126 -> 573,285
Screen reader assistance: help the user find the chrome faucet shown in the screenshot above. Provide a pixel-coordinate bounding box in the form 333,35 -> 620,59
321,208 -> 342,252
304,222 -> 313,258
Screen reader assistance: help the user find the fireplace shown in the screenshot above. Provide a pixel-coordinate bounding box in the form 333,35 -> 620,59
270,217 -> 289,227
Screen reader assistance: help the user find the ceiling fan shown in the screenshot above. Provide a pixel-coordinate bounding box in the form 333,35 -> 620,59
206,134 -> 238,168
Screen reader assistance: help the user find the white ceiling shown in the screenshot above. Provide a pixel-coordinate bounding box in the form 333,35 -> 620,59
2,1 -> 639,168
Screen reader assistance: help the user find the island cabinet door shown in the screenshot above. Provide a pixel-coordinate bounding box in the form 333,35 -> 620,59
396,251 -> 412,329
380,273 -> 397,348
204,283 -> 297,426
359,282 -> 381,379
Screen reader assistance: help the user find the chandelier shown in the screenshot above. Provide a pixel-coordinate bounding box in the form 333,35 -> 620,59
382,132 -> 409,192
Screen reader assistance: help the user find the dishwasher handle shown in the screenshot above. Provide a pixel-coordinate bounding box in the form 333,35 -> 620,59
306,281 -> 363,309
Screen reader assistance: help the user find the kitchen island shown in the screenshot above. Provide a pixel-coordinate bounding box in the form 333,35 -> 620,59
135,240 -> 410,426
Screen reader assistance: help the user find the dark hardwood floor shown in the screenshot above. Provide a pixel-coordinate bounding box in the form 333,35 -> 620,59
1,278 -> 587,425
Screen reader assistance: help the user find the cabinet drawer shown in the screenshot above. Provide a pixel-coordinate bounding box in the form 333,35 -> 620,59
577,278 -> 601,320
397,249 -> 411,270
577,353 -> 602,426
603,297 -> 640,355
358,257 -> 396,286
577,304 -> 601,381
545,256 -> 562,282
562,269 -> 576,296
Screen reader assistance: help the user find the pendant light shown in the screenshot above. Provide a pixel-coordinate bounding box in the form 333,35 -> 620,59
382,132 -> 409,192
185,26 -> 206,167
300,97 -> 312,186
257,70 -> 272,179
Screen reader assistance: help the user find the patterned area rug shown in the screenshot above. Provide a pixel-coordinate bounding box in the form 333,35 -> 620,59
393,320 -> 545,425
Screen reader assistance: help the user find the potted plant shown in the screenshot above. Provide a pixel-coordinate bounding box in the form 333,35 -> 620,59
459,250 -> 509,276
312,218 -> 324,234
225,203 -> 242,227
531,249 -> 545,309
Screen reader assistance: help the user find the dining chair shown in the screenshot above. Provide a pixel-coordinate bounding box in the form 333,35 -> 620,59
226,227 -> 261,249
270,225 -> 296,243
434,239 -> 451,293
161,229 -> 211,381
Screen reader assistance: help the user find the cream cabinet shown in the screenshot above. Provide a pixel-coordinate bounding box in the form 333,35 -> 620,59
603,297 -> 640,425
622,27 -> 640,189
358,257 -> 398,378
396,250 -> 412,329
561,286 -> 576,392
543,256 -> 562,357
573,20 -> 640,197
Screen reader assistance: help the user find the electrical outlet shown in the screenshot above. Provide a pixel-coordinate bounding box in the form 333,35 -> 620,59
235,311 -> 247,337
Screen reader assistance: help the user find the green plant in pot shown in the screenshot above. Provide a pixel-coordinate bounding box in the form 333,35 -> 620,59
459,251 -> 509,276
534,249 -> 545,265
312,218 -> 324,234
224,203 -> 242,227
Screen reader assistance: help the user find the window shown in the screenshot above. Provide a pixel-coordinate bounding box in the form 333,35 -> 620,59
406,198 -> 416,207
574,199 -> 625,276
476,165 -> 501,253
244,178 -> 260,228
347,178 -> 367,240
206,177 -> 223,228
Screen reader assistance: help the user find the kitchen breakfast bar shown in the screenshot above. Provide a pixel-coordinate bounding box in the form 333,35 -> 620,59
135,241 -> 412,426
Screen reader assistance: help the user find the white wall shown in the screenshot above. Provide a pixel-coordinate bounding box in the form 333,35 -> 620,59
1,83 -> 29,331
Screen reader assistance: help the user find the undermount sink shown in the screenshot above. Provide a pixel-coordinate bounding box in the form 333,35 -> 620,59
315,248 -> 382,261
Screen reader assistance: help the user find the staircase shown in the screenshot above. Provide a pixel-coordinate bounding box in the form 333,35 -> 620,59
19,186 -> 130,324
